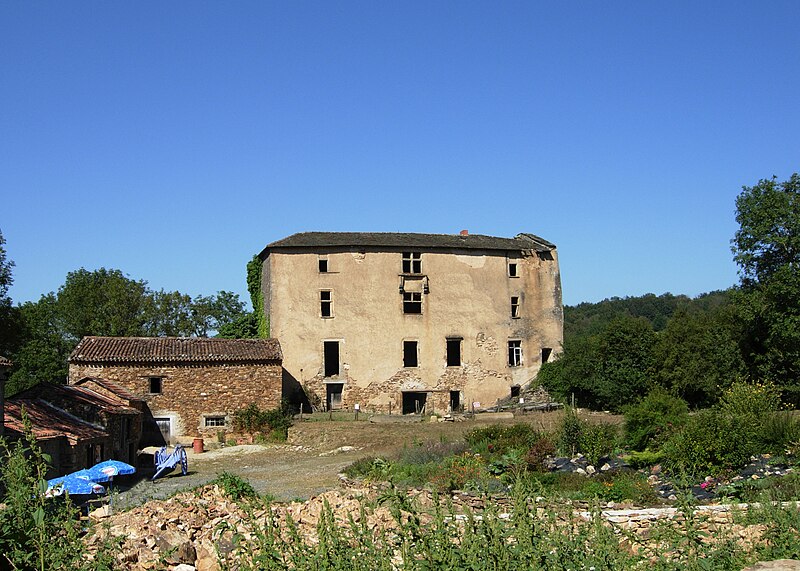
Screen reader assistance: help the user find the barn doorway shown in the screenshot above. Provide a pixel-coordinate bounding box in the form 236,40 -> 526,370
326,383 -> 344,411
402,391 -> 427,415
449,390 -> 462,413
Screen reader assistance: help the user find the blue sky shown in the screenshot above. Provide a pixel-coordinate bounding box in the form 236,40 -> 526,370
2,1 -> 798,308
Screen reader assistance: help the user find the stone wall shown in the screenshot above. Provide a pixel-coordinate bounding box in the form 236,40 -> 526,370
69,363 -> 282,441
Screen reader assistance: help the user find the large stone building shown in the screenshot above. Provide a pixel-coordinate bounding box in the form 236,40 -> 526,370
68,337 -> 283,443
258,231 -> 562,414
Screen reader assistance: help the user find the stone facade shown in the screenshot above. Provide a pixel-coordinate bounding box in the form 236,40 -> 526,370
260,232 -> 563,414
68,337 -> 283,444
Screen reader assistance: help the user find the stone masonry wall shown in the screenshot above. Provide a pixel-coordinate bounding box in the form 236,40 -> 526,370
69,363 -> 282,441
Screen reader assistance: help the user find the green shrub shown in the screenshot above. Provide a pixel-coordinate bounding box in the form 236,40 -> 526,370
627,449 -> 666,469
232,401 -> 293,441
525,436 -> 556,472
623,388 -> 689,451
758,411 -> 800,454
464,423 -> 544,456
343,456 -> 391,481
581,472 -> 660,505
557,407 -> 584,457
579,423 -> 618,466
661,408 -> 756,478
215,471 -> 258,501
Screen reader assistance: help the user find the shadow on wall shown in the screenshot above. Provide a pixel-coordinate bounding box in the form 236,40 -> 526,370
140,406 -> 168,448
282,369 -> 312,414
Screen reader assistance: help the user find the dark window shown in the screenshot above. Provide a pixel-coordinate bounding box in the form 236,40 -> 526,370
324,341 -> 340,377
318,257 -> 329,272
402,252 -> 422,274
446,338 -> 462,367
149,377 -> 162,394
508,262 -> 518,277
204,416 -> 226,428
403,341 -> 418,367
510,385 -> 521,398
508,340 -> 523,367
320,290 -> 333,317
403,292 -> 422,314
511,296 -> 520,318
542,347 -> 553,363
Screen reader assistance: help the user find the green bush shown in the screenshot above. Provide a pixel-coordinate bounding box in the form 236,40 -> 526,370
623,388 -> 689,451
661,408 -> 756,478
464,423 -> 544,456
215,471 -> 258,501
627,449 -> 666,469
232,401 -> 293,441
579,423 -> 618,466
557,407 -> 584,457
759,411 -> 800,453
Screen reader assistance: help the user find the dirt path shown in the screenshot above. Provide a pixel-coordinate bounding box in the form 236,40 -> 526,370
113,410 -> 622,509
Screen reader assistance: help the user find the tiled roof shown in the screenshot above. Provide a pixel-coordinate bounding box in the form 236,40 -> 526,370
260,232 -> 556,257
74,377 -> 142,402
4,400 -> 108,444
69,337 -> 283,364
15,382 -> 140,414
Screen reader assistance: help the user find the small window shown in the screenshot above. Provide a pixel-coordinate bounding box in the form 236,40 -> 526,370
508,262 -> 518,277
511,296 -> 520,318
204,416 -> 226,428
320,290 -> 333,318
510,385 -> 521,398
318,257 -> 329,273
403,292 -> 422,314
446,338 -> 462,367
402,252 -> 422,274
148,377 -> 162,394
542,347 -> 553,363
508,340 -> 523,367
403,340 -> 419,367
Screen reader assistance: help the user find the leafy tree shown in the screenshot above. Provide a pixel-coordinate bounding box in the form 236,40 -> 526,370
732,173 -> 800,400
189,290 -> 247,337
143,289 -> 195,337
653,304 -> 744,407
216,312 -> 259,338
0,229 -> 23,359
56,267 -> 149,341
7,295 -> 72,395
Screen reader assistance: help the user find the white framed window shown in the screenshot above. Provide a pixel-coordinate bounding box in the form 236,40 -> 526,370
320,290 -> 333,318
508,261 -> 519,277
508,340 -> 523,367
511,296 -> 520,318
403,292 -> 422,314
318,256 -> 329,273
402,252 -> 422,274
204,416 -> 226,428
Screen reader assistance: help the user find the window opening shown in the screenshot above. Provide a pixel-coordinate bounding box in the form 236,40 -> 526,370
402,252 -> 422,274
446,338 -> 462,367
149,377 -> 162,394
320,290 -> 333,318
403,292 -> 422,314
402,391 -> 427,415
318,257 -> 329,273
511,296 -> 520,318
508,262 -> 518,277
204,416 -> 226,428
541,347 -> 553,364
324,341 -> 340,377
403,340 -> 419,367
510,385 -> 521,398
508,340 -> 523,367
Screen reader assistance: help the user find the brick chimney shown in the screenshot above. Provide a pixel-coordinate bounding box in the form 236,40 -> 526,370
459,230 -> 469,236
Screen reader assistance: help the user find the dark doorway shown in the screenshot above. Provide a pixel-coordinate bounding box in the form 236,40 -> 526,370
326,383 -> 344,411
449,390 -> 461,413
402,391 -> 428,415
446,338 -> 462,366
510,385 -> 521,398
324,341 -> 340,377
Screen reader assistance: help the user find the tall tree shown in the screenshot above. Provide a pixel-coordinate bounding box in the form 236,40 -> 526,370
56,268 -> 149,341
0,229 -> 22,358
732,173 -> 800,400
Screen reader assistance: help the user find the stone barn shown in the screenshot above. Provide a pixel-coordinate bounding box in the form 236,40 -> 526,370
68,337 -> 283,444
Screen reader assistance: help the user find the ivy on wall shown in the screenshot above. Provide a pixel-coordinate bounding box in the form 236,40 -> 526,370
246,255 -> 269,337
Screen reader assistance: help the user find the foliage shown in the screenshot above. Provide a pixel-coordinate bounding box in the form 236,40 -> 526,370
0,412 -> 115,570
579,423 -> 618,466
626,449 -> 666,469
216,312 -> 259,339
624,388 -> 689,451
758,411 -> 800,454
0,228 -> 22,359
232,401 -> 293,441
464,423 -> 546,456
246,254 -> 269,337
428,452 -> 485,491
215,471 -> 258,501
732,173 -> 800,402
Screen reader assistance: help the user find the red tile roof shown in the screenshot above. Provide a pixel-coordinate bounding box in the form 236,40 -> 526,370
69,337 -> 283,364
74,377 -> 142,402
4,400 -> 108,444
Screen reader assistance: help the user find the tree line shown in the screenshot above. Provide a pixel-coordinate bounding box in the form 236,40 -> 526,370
540,173 -> 800,410
0,245 -> 258,396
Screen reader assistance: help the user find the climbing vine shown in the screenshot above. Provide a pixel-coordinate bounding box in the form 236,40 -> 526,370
246,255 -> 269,337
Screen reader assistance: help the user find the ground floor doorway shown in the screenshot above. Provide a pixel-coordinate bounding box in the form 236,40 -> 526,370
326,383 -> 344,411
402,391 -> 428,415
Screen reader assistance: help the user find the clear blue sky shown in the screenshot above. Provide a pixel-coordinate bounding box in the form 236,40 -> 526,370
2,2 -> 798,308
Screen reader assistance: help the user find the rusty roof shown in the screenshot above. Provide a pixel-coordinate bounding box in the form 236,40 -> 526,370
14,382 -> 140,414
4,400 -> 108,444
69,336 -> 283,364
260,232 -> 556,258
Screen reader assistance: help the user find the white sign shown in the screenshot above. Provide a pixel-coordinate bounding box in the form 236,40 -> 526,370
354,403 -> 360,410
519,398 -> 525,405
